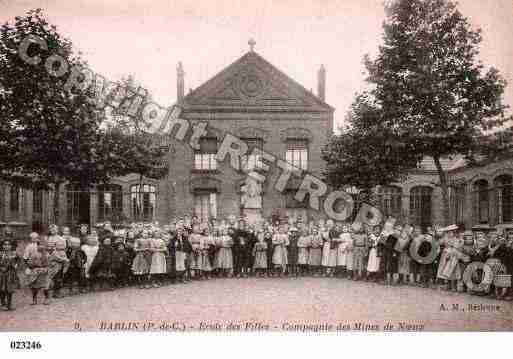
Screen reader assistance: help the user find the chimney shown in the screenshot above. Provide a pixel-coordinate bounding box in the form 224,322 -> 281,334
177,62 -> 184,101
317,64 -> 326,101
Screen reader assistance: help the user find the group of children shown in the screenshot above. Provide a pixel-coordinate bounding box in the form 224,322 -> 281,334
1,214 -> 513,311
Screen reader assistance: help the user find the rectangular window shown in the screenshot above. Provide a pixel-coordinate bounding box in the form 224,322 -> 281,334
194,191 -> 217,222
98,185 -> 123,222
9,186 -> 25,221
194,137 -> 217,170
453,185 -> 466,224
131,184 -> 156,222
241,138 -> 264,172
286,140 -> 308,170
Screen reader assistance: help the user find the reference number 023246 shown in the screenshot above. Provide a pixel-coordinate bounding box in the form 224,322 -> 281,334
10,341 -> 42,350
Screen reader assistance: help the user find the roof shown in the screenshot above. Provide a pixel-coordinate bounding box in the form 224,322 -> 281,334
180,51 -> 334,114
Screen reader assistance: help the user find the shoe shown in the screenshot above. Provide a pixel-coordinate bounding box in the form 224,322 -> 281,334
43,298 -> 51,305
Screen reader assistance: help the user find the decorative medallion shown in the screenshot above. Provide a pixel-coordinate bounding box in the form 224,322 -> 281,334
235,71 -> 267,103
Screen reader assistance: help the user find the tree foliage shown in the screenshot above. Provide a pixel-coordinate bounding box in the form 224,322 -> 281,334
323,0 -> 510,223
0,9 -> 168,223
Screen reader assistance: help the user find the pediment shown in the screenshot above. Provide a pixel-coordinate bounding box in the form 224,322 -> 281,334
181,52 -> 333,113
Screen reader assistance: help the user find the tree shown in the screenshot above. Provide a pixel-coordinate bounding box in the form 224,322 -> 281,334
325,0 -> 510,224
0,9 -> 116,223
323,93 -> 421,199
101,76 -> 169,222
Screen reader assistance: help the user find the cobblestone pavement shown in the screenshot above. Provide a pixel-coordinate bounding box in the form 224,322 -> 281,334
1,277 -> 513,331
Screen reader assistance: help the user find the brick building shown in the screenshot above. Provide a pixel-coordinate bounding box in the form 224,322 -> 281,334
1,45 -> 511,237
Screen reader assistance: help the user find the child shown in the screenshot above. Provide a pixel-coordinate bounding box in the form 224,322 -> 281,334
173,225 -> 192,283
64,237 -> 87,295
272,225 -> 288,277
112,241 -> 131,288
90,237 -> 114,291
351,223 -> 368,281
337,225 -> 351,278
25,240 -> 51,305
0,239 -> 20,310
215,226 -> 233,277
366,225 -> 381,282
252,231 -> 268,277
78,224 -> 89,245
458,231 -> 476,293
189,224 -> 204,280
47,224 -> 69,298
396,226 -> 411,285
382,225 -> 399,285
297,229 -> 310,276
308,228 -> 323,276
149,232 -> 167,287
125,231 -> 137,286
287,225 -> 300,278
132,230 -> 152,289
201,227 -> 214,280
321,220 -> 333,277
345,227 -> 355,280
408,226 -> 422,285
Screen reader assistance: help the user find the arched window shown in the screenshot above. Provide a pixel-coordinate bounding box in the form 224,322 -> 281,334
410,186 -> 433,230
98,184 -> 123,222
130,184 -> 156,222
494,175 -> 512,223
378,186 -> 402,220
66,184 -> 90,227
473,179 -> 489,224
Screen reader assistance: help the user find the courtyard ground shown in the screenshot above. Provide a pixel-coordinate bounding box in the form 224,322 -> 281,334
1,277 -> 512,331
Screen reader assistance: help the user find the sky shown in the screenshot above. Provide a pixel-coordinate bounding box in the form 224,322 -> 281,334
1,0 -> 512,129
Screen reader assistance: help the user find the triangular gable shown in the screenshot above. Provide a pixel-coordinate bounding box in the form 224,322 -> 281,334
181,51 -> 333,113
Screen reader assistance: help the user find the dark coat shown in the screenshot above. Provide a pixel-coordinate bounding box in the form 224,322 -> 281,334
89,244 -> 113,278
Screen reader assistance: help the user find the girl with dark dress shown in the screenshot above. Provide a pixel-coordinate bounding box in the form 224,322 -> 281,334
89,237 -> 114,290
382,228 -> 400,286
111,242 -> 131,287
64,237 -> 87,294
0,239 -> 20,310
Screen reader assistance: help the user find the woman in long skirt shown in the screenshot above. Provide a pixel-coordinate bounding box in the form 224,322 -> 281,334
287,227 -> 299,277
366,226 -> 381,281
201,228 -> 214,279
272,226 -> 288,276
150,233 -> 167,287
321,221 -> 334,276
215,227 -> 233,277
308,228 -> 323,276
25,241 -> 51,305
132,231 -> 152,289
297,230 -> 310,276
189,224 -> 203,279
337,226 -> 351,278
252,232 -> 268,277
81,235 -> 99,292
0,239 -> 20,311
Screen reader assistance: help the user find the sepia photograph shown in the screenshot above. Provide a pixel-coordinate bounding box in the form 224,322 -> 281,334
1,0 -> 513,341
